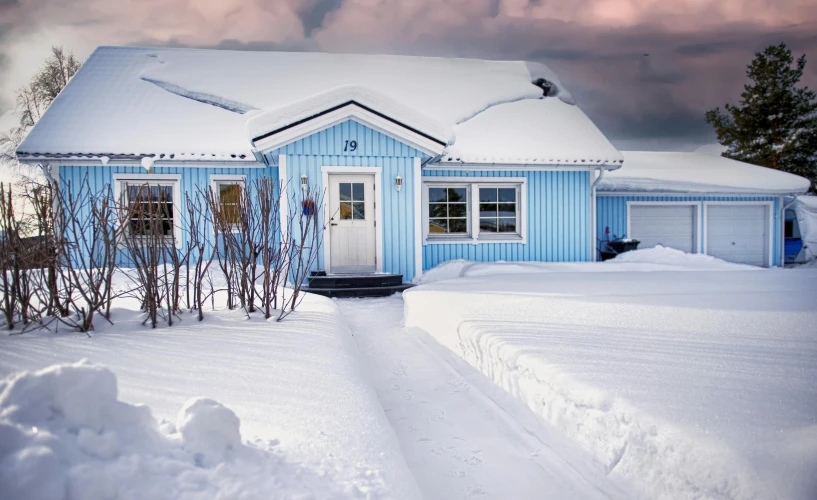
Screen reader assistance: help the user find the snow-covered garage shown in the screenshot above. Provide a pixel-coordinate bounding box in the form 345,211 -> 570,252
596,151 -> 810,267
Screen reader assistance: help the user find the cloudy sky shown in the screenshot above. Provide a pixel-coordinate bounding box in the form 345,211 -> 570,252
1,0 -> 816,151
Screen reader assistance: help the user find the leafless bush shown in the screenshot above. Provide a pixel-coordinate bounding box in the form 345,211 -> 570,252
118,182 -> 193,328
184,192 -> 217,320
278,184 -> 325,321
56,178 -> 121,332
254,178 -> 285,319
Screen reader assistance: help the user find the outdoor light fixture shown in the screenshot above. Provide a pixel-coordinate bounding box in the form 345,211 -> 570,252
300,173 -> 308,191
395,173 -> 403,192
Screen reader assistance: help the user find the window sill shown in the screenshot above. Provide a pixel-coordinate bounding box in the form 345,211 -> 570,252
424,235 -> 526,245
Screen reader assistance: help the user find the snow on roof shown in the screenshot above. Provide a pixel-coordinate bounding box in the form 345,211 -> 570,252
245,85 -> 452,154
17,46 -> 620,166
441,99 -> 621,165
597,151 -> 811,194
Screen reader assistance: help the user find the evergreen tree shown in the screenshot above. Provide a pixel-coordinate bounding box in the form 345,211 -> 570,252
705,42 -> 817,193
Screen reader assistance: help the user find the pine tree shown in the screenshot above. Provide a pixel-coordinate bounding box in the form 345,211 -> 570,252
705,42 -> 817,193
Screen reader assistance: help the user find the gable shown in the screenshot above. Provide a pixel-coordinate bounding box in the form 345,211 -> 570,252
264,120 -> 430,160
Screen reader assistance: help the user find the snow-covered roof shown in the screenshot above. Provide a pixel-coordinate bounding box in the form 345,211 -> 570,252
17,46 -> 622,167
597,151 -> 811,194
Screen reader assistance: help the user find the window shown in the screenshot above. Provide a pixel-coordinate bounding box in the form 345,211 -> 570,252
424,179 -> 525,243
339,182 -> 365,220
113,174 -> 182,247
428,187 -> 468,235
124,183 -> 175,239
210,175 -> 246,228
479,187 -> 517,233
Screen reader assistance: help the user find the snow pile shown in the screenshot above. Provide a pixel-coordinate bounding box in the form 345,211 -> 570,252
406,267 -> 817,500
597,151 -> 811,194
417,248 -> 754,284
607,245 -> 760,270
0,285 -> 422,499
0,361 -> 350,500
794,195 -> 817,261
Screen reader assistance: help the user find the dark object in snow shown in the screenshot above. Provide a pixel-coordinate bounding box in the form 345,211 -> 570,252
533,78 -> 554,97
598,236 -> 640,261
304,273 -> 413,298
609,239 -> 640,254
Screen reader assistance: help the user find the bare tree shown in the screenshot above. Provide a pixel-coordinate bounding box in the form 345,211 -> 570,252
0,46 -> 81,179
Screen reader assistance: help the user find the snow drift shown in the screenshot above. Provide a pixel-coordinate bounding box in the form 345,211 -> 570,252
0,361 -> 357,500
407,260 -> 817,500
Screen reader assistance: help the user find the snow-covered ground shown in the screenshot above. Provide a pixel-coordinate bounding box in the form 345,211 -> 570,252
0,292 -> 422,499
405,250 -> 817,500
339,296 -> 631,500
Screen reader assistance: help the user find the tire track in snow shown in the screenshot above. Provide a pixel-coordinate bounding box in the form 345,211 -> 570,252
338,295 -> 632,500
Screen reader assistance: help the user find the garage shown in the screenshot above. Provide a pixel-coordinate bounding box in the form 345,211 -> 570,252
629,204 -> 697,253
705,203 -> 770,267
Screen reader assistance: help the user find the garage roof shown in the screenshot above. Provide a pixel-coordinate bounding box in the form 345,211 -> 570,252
598,151 -> 811,194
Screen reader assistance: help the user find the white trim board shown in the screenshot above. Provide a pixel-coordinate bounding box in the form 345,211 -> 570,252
28,159 -> 265,168
253,108 -> 446,157
413,157 -> 423,279
425,164 -> 617,172
597,192 -> 789,198
321,165 -> 384,274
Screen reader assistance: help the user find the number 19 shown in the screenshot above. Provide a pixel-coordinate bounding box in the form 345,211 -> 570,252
344,140 -> 358,152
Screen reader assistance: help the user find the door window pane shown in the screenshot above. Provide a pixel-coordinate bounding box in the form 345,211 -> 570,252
338,182 -> 366,220
478,187 -> 518,234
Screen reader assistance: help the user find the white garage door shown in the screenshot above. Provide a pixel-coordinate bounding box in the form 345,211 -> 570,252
629,204 -> 697,253
706,204 -> 769,267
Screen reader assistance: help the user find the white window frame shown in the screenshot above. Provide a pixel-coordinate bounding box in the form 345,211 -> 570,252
210,174 -> 246,231
112,173 -> 183,248
422,177 -> 527,245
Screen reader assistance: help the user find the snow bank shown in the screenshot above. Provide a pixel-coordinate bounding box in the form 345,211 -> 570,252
607,245 -> 760,269
598,151 -> 811,194
417,247 -> 754,284
406,267 -> 817,500
0,288 -> 422,499
0,361 -> 349,500
794,195 -> 817,261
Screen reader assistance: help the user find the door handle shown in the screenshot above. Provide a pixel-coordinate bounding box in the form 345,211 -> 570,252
330,222 -> 338,226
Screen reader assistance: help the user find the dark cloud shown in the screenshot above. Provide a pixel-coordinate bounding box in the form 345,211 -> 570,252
300,0 -> 343,35
1,0 -> 816,151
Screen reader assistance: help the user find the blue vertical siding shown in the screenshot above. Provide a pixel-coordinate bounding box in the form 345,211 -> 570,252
422,169 -> 591,270
59,163 -> 274,265
268,120 -> 428,281
596,194 -> 782,266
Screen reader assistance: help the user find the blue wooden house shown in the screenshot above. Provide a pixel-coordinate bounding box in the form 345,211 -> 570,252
15,47 -> 810,290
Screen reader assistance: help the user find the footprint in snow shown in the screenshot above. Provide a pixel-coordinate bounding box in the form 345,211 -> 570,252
466,484 -> 488,498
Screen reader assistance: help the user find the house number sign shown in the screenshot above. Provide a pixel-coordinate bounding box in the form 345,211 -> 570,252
343,140 -> 358,152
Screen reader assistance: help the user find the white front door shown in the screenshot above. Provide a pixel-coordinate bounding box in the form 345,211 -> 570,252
328,174 -> 377,273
